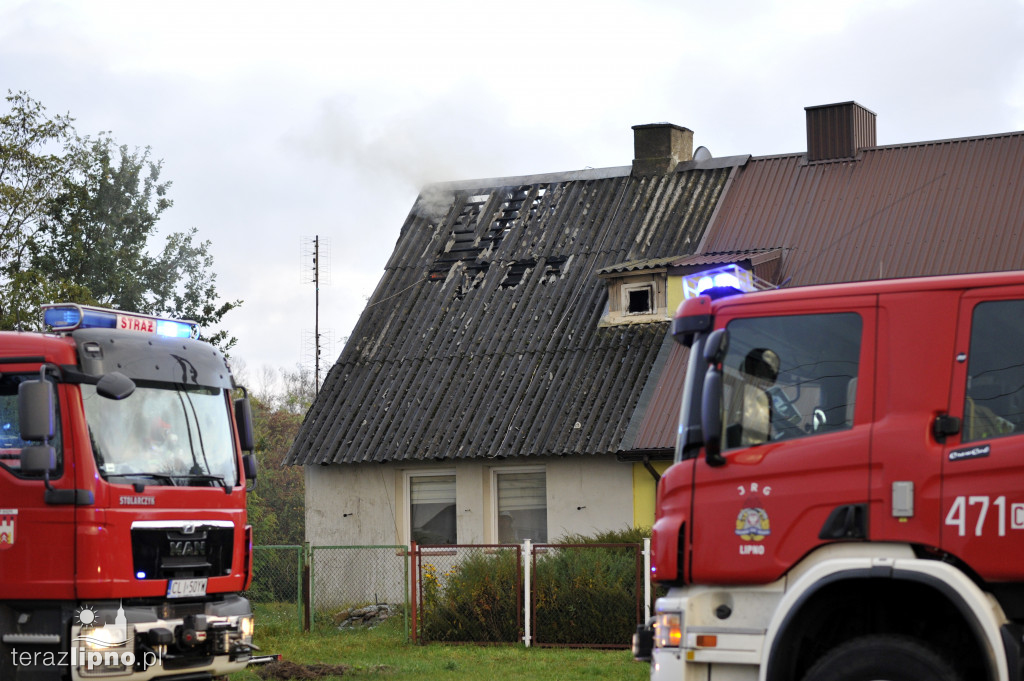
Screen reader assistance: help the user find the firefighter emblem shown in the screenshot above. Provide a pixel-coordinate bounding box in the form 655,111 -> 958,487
0,509 -> 16,550
735,501 -> 770,541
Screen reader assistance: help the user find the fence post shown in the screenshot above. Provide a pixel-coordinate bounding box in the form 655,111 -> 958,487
409,541 -> 418,643
643,537 -> 652,620
296,545 -> 304,630
302,543 -> 312,632
522,539 -> 532,648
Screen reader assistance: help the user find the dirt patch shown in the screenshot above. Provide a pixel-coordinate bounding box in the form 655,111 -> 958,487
256,660 -> 391,679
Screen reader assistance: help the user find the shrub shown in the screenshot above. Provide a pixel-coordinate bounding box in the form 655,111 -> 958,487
420,549 -> 520,643
532,531 -> 643,645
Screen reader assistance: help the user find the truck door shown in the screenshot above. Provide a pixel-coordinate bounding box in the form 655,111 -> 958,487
941,289 -> 1024,580
689,297 -> 876,584
0,373 -> 76,602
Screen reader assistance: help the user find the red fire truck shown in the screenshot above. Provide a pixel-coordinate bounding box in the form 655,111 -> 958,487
0,304 -> 259,681
634,270 -> 1024,681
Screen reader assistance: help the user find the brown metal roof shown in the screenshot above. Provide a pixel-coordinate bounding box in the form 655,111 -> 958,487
705,131 -> 1024,287
631,129 -> 1024,451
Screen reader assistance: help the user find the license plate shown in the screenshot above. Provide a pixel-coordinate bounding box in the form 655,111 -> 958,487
167,578 -> 207,598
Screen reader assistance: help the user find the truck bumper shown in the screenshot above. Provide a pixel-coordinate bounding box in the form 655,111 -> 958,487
68,596 -> 254,681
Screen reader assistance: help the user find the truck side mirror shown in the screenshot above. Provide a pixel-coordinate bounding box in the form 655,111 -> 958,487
18,380 -> 55,442
96,371 -> 135,400
243,454 -> 258,491
701,329 -> 728,467
234,397 -> 255,453
20,444 -> 56,475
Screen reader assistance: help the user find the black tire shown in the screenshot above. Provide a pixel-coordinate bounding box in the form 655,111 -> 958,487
802,634 -> 962,681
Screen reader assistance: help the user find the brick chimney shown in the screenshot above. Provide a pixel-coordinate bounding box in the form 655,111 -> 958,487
805,101 -> 877,162
632,123 -> 693,176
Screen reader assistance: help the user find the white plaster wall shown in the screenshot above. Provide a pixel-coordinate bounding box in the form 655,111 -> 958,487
304,454 -> 635,548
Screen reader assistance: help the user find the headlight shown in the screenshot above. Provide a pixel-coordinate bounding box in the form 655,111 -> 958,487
654,613 -> 682,648
81,626 -> 122,650
239,616 -> 254,641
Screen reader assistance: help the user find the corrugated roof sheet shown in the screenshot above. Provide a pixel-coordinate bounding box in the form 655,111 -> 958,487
631,129 -> 1024,451
705,131 -> 1024,286
287,164 -> 735,465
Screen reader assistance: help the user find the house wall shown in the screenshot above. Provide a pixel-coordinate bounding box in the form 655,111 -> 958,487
632,460 -> 672,528
304,454 -> 636,548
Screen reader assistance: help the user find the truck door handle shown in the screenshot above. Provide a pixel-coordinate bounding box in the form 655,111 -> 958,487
818,503 -> 868,540
44,489 -> 95,505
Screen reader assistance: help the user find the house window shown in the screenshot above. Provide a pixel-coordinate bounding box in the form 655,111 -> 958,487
409,473 -> 457,545
624,283 -> 655,315
495,469 -> 547,543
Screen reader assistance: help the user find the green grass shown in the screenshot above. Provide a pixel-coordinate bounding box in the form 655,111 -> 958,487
231,603 -> 649,681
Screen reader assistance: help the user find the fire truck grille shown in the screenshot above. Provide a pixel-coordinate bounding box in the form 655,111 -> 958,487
131,525 -> 234,580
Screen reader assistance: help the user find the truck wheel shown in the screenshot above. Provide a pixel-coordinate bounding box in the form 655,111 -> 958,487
802,635 -> 961,681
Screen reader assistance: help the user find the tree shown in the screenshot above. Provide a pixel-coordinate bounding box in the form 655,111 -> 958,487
0,91 -> 74,327
245,365 -> 313,546
0,91 -> 241,349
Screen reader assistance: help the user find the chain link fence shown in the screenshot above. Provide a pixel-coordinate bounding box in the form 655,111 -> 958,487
415,545 -> 522,644
243,545 -> 304,630
412,541 -> 647,648
531,543 -> 643,647
310,545 -> 409,636
246,541 -> 648,647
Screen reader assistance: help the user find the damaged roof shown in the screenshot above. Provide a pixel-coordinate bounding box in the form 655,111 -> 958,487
286,161 -> 736,465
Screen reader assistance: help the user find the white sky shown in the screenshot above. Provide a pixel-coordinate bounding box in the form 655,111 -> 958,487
3,0 -> 1024,389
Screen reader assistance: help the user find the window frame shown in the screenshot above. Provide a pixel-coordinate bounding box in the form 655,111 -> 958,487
490,465 -> 548,544
404,469 -> 457,546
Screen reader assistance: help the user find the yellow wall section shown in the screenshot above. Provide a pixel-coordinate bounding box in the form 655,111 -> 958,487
667,274 -> 685,320
633,460 -> 673,528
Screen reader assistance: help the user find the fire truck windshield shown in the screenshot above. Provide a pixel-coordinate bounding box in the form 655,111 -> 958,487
81,382 -> 238,488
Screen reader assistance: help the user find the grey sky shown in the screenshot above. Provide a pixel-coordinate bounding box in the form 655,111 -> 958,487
2,0 -> 1023,388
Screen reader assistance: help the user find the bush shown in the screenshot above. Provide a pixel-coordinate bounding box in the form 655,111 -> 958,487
420,549 -> 520,643
418,529 -> 649,646
533,529 -> 644,645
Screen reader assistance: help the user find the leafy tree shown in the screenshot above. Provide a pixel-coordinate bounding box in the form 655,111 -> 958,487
246,365 -> 312,546
0,91 -> 241,349
0,91 -> 74,326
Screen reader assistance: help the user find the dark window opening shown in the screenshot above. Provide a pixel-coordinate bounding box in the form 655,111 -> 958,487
626,287 -> 653,314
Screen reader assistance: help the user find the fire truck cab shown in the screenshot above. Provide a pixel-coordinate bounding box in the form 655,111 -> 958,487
636,270 -> 1024,681
0,304 -> 258,681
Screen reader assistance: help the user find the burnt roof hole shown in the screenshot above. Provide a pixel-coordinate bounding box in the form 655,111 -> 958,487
456,263 -> 489,300
428,193 -> 491,280
500,259 -> 536,289
541,256 -> 568,285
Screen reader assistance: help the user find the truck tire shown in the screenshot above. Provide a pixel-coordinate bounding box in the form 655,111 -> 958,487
802,635 -> 961,681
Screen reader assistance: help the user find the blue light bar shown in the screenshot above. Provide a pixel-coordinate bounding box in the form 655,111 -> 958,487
681,264 -> 756,300
41,304 -> 199,339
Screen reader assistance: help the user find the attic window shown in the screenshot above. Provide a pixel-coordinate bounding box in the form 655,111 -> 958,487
624,283 -> 654,315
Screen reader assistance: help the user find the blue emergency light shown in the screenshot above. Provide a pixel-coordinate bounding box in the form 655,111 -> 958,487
41,304 -> 199,339
681,264 -> 756,300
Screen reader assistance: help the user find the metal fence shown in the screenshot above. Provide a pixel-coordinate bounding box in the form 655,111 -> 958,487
413,540 -> 650,648
309,544 -> 409,635
243,545 -> 304,628
414,545 -> 523,644
246,540 -> 651,648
